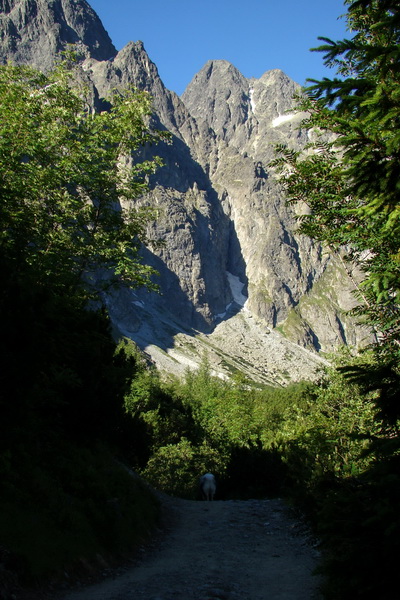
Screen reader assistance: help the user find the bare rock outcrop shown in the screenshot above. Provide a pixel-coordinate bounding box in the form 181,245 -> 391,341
182,60 -> 368,350
0,0 -> 117,69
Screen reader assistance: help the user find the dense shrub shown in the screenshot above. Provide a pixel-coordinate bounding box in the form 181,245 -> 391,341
0,291 -> 161,586
0,439 -> 160,584
142,438 -> 226,498
121,348 -> 399,599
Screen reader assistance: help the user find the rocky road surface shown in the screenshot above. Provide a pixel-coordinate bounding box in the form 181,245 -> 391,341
60,495 -> 322,600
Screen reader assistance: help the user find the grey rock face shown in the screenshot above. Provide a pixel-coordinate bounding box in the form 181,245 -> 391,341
182,60 -> 367,351
182,61 -> 307,164
82,43 -> 232,332
0,1 -> 373,381
0,0 -> 117,69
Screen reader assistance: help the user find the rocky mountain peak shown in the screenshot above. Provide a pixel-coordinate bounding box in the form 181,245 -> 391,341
258,68 -> 293,85
183,61 -> 304,163
0,0 -> 373,384
0,0 -> 117,69
182,59 -> 251,144
203,59 -> 246,83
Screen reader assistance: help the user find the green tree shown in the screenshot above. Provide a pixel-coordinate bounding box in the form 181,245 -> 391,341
271,0 -> 400,362
0,58 -> 172,586
0,59 -> 166,300
271,4 -> 400,597
277,352 -> 379,485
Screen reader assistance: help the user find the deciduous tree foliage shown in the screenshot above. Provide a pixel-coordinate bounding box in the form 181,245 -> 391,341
0,58 -> 166,300
271,0 -> 400,360
0,57 -> 168,436
0,59 -> 169,583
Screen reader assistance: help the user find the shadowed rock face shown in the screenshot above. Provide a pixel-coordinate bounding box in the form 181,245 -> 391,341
0,1 -> 373,380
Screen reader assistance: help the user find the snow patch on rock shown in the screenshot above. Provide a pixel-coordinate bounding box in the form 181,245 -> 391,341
272,113 -> 296,127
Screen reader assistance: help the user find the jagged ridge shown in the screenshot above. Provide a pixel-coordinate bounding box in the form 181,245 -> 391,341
0,0 -> 372,383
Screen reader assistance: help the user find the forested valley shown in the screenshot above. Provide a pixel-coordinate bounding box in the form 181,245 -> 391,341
1,2 -> 400,599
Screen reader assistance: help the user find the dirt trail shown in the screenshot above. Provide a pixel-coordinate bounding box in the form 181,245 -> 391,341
61,494 -> 322,600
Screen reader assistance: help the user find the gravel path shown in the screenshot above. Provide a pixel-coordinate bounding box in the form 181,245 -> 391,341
60,495 -> 323,600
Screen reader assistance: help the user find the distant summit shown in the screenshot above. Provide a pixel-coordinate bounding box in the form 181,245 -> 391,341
0,0 -> 117,69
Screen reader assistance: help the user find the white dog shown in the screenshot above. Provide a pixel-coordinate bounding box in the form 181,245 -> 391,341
200,473 -> 216,501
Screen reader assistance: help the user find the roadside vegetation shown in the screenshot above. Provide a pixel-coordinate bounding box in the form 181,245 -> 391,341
121,347 -> 398,600
0,55 -> 166,591
270,1 -> 400,597
1,2 -> 399,599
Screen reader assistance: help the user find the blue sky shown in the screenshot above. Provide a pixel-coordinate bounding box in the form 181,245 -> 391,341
89,0 -> 348,96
